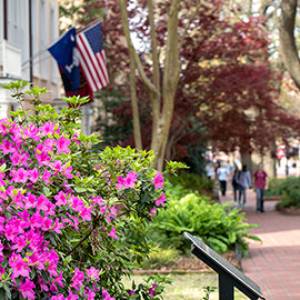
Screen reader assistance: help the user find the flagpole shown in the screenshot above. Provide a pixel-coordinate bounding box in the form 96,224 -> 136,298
3,0 -> 8,40
28,0 -> 33,85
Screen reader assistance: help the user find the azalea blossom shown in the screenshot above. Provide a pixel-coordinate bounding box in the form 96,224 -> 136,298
19,278 -> 36,300
108,227 -> 118,240
116,171 -> 138,189
154,193 -> 167,207
153,172 -> 164,190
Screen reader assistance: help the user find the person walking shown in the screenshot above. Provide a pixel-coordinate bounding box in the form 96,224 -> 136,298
205,162 -> 215,180
216,162 -> 230,196
232,168 -> 240,202
237,165 -> 252,208
254,165 -> 268,213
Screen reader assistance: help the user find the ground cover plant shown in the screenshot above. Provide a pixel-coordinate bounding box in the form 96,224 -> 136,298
145,176 -> 258,258
0,81 -> 175,299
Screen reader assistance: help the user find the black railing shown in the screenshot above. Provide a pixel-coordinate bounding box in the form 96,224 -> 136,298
184,232 -> 265,300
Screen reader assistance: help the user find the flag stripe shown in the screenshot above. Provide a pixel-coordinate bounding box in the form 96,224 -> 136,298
101,51 -> 109,84
98,51 -> 109,84
95,53 -> 108,87
81,35 -> 106,89
77,35 -> 103,91
75,22 -> 109,94
76,42 -> 97,91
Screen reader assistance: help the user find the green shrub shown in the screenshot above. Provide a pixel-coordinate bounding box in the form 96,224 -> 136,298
167,173 -> 213,198
267,177 -> 300,208
265,177 -> 288,196
149,193 -> 258,256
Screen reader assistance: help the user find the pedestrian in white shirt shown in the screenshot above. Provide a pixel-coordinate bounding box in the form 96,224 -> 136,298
216,163 -> 230,196
205,162 -> 215,180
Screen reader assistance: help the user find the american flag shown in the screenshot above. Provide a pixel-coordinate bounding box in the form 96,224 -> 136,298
76,22 -> 109,93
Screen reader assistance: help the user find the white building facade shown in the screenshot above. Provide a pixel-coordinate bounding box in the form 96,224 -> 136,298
0,0 -> 60,116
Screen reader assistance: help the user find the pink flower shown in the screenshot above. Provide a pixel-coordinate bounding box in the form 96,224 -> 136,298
108,227 -> 118,240
66,292 -> 79,300
10,152 -> 22,166
36,150 -> 51,166
19,279 -> 36,300
38,276 -> 49,292
40,122 -> 55,136
56,136 -> 71,154
124,171 -> 138,188
42,169 -> 52,184
92,196 -> 103,206
23,124 -> 40,141
0,139 -> 14,154
71,268 -> 85,291
9,254 -> 30,278
86,267 -> 100,281
149,283 -> 158,298
0,172 -> 6,186
51,296 -> 65,300
12,236 -> 27,252
54,191 -> 67,206
153,172 -> 164,190
28,168 -> 39,183
72,133 -> 81,145
155,193 -> 166,207
52,160 -> 63,173
80,207 -> 92,221
44,138 -> 55,152
12,168 -> 28,183
116,171 -> 138,189
116,176 -> 125,190
102,289 -> 115,300
85,289 -> 96,300
149,207 -> 157,217
71,197 -> 85,213
52,272 -> 64,289
62,165 -> 73,179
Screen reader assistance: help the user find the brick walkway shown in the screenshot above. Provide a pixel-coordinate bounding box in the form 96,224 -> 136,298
222,190 -> 300,300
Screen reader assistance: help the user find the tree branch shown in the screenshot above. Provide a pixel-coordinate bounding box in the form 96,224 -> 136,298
119,0 -> 159,96
66,213 -> 102,257
279,0 -> 300,89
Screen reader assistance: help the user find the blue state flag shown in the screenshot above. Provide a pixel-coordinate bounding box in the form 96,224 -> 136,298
48,28 -> 81,92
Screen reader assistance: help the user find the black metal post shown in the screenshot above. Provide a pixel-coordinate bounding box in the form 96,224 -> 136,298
3,0 -> 8,40
28,0 -> 33,85
219,273 -> 234,300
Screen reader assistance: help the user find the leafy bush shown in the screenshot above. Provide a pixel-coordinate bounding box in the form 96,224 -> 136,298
166,173 -> 213,199
267,177 -> 300,208
0,81 -> 174,299
265,177 -> 288,197
149,193 -> 257,255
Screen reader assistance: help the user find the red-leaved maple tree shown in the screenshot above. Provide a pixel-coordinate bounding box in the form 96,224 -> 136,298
72,0 -> 300,164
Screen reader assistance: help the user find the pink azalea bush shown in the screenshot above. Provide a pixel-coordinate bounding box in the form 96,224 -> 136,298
0,81 -> 172,299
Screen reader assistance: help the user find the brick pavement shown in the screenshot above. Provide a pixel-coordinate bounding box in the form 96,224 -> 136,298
222,190 -> 300,300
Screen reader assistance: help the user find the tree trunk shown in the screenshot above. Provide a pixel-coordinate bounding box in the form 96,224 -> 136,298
279,0 -> 300,89
129,56 -> 142,149
154,0 -> 180,170
119,0 -> 146,149
147,0 -> 161,150
119,0 -> 180,171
